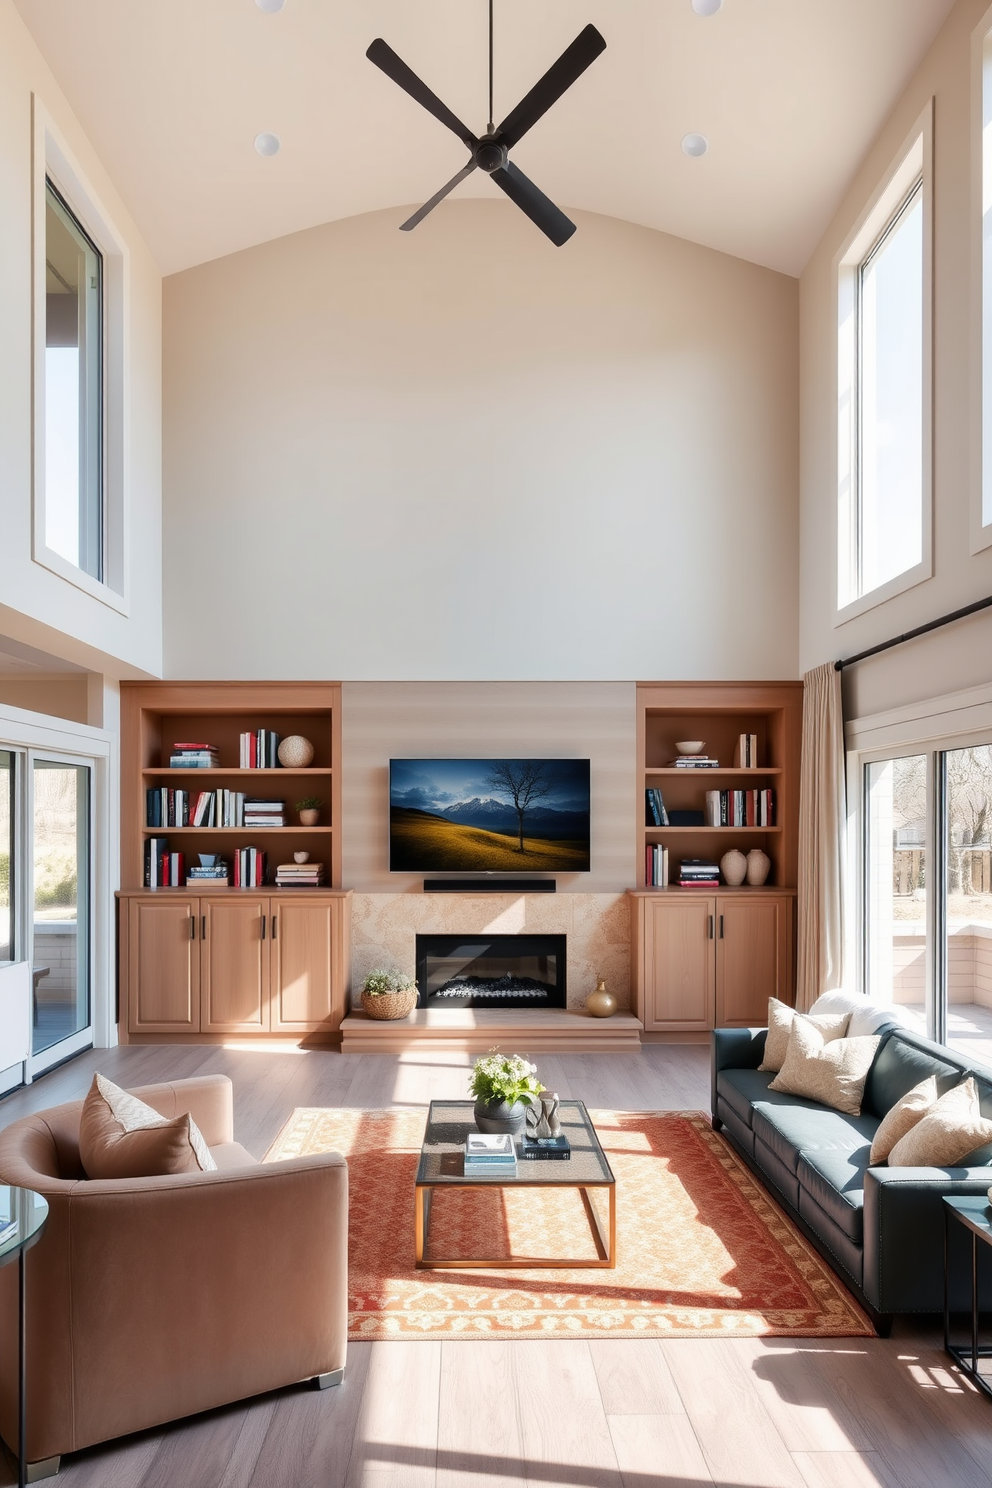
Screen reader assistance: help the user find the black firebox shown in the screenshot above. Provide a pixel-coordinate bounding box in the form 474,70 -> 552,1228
415,934 -> 567,1010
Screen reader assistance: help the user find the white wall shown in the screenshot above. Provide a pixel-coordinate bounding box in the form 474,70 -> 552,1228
0,0 -> 162,680
800,0 -> 992,719
163,200 -> 799,682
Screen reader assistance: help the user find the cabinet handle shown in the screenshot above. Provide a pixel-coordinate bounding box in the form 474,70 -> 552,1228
272,915 -> 277,939
202,916 -> 207,940
261,914 -> 266,940
190,916 -> 195,941
708,915 -> 714,939
719,914 -> 725,939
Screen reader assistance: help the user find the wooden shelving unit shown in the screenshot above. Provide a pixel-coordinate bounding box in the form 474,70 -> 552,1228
636,681 -> 802,890
121,681 -> 342,890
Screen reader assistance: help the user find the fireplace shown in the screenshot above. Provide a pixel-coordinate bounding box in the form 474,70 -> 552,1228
415,934 -> 567,1010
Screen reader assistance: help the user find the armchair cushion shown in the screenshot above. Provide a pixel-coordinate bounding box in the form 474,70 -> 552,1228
79,1074 -> 216,1179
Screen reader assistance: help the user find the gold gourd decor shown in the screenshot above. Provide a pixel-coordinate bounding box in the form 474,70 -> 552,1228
585,978 -> 617,1018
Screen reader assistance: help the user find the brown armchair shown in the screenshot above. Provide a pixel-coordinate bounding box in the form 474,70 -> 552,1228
0,1075 -> 347,1477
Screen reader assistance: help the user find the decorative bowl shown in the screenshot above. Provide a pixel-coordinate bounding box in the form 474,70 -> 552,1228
293,851 -> 310,864
361,988 -> 417,1021
675,740 -> 706,755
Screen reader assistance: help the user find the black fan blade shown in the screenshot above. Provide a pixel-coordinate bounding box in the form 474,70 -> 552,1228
489,161 -> 575,246
496,24 -> 606,149
401,160 -> 478,231
367,39 -> 479,152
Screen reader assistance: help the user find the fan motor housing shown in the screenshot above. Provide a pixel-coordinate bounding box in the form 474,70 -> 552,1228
475,137 -> 508,173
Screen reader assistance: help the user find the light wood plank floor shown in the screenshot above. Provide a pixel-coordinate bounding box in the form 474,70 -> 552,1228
2,1042 -> 989,1488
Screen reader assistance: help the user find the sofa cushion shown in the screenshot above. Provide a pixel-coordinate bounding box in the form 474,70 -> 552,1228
869,1076 -> 938,1164
888,1077 -> 992,1167
79,1074 -> 218,1179
796,1148 -> 870,1243
751,1100 -> 877,1176
810,989 -> 911,1037
769,1019 -> 880,1115
758,998 -> 850,1073
716,1068 -> 781,1127
862,1031 -> 964,1120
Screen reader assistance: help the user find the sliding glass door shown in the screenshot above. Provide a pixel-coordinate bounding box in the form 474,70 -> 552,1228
0,753 -> 12,965
861,736 -> 992,1068
31,759 -> 91,1066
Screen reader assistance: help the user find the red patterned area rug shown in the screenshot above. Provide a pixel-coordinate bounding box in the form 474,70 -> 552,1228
264,1107 -> 873,1341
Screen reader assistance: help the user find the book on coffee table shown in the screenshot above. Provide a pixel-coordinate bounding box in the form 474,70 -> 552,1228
520,1134 -> 571,1161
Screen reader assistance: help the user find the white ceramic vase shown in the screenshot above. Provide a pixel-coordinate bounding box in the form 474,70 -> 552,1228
746,848 -> 771,886
720,849 -> 747,887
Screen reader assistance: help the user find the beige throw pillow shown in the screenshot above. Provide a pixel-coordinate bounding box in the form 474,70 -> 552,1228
887,1077 -> 992,1167
79,1073 -> 217,1179
769,1016 -> 881,1116
869,1076 -> 938,1164
759,997 -> 851,1073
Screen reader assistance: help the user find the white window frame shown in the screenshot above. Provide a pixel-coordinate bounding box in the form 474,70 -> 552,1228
973,8 -> 992,554
31,95 -> 130,614
835,100 -> 934,625
0,703 -> 117,1092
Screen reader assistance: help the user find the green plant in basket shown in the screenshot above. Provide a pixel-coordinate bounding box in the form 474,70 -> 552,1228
295,796 -> 324,812
362,968 -> 416,996
469,1049 -> 544,1107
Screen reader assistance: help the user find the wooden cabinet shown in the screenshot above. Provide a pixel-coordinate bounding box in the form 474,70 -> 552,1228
127,897 -> 199,1033
119,890 -> 352,1042
629,889 -> 794,1032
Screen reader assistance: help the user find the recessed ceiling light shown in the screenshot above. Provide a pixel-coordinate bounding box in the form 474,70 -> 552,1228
256,0 -> 286,11
681,133 -> 708,157
254,132 -> 281,156
691,0 -> 723,14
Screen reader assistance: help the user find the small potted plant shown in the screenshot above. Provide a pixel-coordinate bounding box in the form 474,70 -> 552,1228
469,1049 -> 544,1134
296,796 -> 324,826
360,968 -> 418,1021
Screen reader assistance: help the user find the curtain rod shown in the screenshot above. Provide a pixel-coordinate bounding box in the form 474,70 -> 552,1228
834,594 -> 992,671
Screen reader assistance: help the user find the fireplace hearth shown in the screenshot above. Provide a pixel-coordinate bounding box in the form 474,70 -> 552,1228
415,934 -> 567,1010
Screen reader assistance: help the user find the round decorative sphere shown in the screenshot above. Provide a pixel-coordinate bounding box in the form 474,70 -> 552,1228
586,979 -> 617,1018
746,848 -> 771,886
720,849 -> 748,887
278,735 -> 314,768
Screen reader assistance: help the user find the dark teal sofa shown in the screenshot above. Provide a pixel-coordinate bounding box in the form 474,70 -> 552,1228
712,1022 -> 992,1331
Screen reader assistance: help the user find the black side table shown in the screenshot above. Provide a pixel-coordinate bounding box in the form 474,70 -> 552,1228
943,1195 -> 992,1401
0,1188 -> 49,1488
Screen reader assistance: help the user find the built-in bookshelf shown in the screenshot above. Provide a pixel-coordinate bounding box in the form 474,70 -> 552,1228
121,681 -> 342,890
636,682 -> 803,890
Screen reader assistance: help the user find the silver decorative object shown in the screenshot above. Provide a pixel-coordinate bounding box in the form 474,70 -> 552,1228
526,1092 -> 561,1142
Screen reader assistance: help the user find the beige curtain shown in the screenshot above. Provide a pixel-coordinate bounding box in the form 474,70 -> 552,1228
796,662 -> 846,1011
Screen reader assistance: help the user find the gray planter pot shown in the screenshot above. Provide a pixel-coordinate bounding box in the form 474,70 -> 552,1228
473,1098 -> 527,1135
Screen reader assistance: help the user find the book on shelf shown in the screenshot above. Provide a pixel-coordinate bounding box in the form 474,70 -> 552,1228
145,839 -> 185,888
645,843 -> 669,887
735,733 -> 760,768
668,757 -> 721,768
644,788 -> 669,826
186,874 -> 231,887
232,847 -> 267,888
239,730 -> 281,769
148,788 -> 253,828
169,743 -> 219,768
704,789 -> 775,827
520,1134 -> 571,1161
244,799 -> 287,827
679,858 -> 719,888
275,862 -> 326,887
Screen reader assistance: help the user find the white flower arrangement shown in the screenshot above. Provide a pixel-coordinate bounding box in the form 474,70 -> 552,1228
469,1049 -> 544,1106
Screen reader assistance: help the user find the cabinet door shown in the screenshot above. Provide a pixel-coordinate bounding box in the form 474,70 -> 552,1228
200,896 -> 269,1032
128,898 -> 199,1033
642,896 -> 715,1030
269,897 -> 342,1032
715,896 -> 791,1026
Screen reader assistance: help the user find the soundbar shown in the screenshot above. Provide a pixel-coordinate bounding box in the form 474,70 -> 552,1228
423,878 -> 557,894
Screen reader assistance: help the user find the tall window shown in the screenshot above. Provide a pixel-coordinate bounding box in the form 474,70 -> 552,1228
982,31 -> 992,537
837,113 -> 930,614
44,180 -> 103,581
0,753 -> 13,964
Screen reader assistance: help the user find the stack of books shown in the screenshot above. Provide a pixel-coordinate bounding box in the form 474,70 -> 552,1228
736,733 -> 760,767
705,788 -> 776,827
668,754 -> 721,769
646,843 -> 669,887
645,788 -> 670,825
147,787 -> 191,827
244,798 -> 286,827
463,1132 -> 517,1175
145,838 -> 185,887
169,741 -> 219,768
679,857 -> 720,888
187,860 -> 230,887
520,1134 -> 571,1161
193,789 -> 247,827
275,861 -> 326,888
233,847 -> 267,887
240,730 -> 281,768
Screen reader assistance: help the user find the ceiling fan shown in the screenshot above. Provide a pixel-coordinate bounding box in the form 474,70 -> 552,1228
366,4 -> 606,247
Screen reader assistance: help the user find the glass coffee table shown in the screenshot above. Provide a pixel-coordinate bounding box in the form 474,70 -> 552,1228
415,1099 -> 616,1270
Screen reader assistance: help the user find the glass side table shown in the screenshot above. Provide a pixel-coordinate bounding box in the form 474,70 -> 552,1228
943,1195 -> 992,1401
0,1188 -> 49,1488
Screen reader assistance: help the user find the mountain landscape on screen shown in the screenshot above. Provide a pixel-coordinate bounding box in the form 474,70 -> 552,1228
389,759 -> 591,872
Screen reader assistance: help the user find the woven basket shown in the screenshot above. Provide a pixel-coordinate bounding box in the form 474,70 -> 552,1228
361,988 -> 417,1021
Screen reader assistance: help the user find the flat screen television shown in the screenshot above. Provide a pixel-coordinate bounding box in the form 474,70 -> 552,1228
389,758 -> 591,873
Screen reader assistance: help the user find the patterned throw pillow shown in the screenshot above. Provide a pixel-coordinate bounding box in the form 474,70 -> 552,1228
887,1078 -> 992,1167
869,1076 -> 938,1164
758,997 -> 851,1073
768,1016 -> 880,1116
79,1073 -> 217,1179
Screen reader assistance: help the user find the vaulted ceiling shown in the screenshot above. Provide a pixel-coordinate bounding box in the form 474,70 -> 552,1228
15,0 -> 955,276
